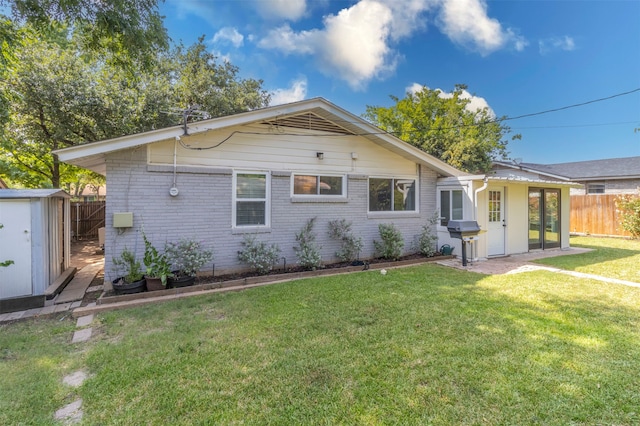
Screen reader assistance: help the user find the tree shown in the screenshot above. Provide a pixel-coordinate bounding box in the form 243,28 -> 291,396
0,0 -> 168,68
0,32 -> 271,189
172,37 -> 270,119
364,85 -> 519,173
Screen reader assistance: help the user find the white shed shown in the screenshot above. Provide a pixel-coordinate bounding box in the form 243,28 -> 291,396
0,189 -> 71,313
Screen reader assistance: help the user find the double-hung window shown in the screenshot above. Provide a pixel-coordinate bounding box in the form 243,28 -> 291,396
368,178 -> 416,212
440,189 -> 463,226
233,171 -> 270,228
293,174 -> 344,196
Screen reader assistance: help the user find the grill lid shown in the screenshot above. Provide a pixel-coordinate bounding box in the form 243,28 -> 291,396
447,220 -> 481,233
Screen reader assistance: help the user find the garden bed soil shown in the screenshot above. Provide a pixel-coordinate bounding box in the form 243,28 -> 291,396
97,253 -> 450,306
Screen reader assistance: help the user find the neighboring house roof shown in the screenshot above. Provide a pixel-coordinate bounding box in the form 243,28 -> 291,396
493,156 -> 640,181
0,189 -> 71,199
54,97 -> 465,178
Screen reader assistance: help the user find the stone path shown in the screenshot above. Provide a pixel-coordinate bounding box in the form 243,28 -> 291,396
54,314 -> 95,424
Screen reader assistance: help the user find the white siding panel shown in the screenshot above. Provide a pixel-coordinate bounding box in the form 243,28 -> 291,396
148,125 -> 417,176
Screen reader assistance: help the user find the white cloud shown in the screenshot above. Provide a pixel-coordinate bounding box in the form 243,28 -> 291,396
255,0 -> 308,21
258,0 -> 527,89
270,77 -> 308,105
212,27 -> 244,48
259,0 -> 397,90
407,83 -> 496,117
436,0 -> 525,55
539,36 -> 576,55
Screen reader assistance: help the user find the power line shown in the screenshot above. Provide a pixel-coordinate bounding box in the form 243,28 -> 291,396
499,87 -> 640,122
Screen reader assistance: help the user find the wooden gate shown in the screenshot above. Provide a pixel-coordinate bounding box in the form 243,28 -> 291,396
570,195 -> 637,237
70,202 -> 105,239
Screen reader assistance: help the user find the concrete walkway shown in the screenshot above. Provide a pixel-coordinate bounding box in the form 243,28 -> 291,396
436,247 -> 640,288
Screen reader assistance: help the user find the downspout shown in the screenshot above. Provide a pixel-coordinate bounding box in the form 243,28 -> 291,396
473,177 -> 489,260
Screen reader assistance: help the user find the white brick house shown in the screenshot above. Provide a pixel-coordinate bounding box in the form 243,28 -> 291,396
56,98 -> 468,281
56,98 -> 578,282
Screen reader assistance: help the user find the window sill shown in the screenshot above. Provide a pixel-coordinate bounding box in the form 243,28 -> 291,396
290,196 -> 348,203
231,226 -> 272,234
367,211 -> 421,219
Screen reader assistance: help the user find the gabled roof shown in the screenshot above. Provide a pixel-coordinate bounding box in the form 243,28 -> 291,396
494,156 -> 640,181
54,97 -> 464,177
0,189 -> 70,199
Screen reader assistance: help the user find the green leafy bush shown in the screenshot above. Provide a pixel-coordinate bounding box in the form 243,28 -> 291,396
142,232 -> 173,285
617,194 -> 640,238
327,219 -> 363,263
294,217 -> 322,270
112,248 -> 144,283
414,211 -> 439,257
374,223 -> 404,260
165,238 -> 213,277
238,235 -> 281,275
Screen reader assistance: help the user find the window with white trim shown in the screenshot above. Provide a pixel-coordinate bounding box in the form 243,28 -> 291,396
440,189 -> 463,226
368,178 -> 416,212
293,174 -> 344,196
233,172 -> 270,227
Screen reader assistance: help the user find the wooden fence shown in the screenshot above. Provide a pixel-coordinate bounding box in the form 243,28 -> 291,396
70,201 -> 105,239
570,195 -> 637,237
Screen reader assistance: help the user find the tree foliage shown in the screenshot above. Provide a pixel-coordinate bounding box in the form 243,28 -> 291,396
364,85 -> 519,173
616,194 -> 640,238
0,32 -> 270,189
0,0 -> 168,68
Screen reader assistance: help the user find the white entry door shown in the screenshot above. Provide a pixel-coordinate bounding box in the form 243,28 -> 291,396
0,200 -> 32,298
487,188 -> 505,256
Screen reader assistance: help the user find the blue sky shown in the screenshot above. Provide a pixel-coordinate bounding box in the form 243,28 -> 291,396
165,1 -> 637,163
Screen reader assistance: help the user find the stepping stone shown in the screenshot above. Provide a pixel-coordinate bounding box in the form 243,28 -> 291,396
71,328 -> 92,343
54,399 -> 83,424
76,315 -> 94,328
63,370 -> 88,388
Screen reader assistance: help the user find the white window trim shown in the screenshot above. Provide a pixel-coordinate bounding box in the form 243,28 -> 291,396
367,175 -> 419,215
232,170 -> 271,229
290,173 -> 347,199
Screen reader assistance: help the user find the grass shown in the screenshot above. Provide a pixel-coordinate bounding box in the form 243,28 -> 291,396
2,239 -> 640,425
535,236 -> 640,282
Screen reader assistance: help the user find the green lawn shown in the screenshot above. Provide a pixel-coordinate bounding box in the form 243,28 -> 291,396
535,236 -> 640,282
2,246 -> 640,425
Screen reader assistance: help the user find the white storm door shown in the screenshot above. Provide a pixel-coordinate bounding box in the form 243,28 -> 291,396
487,188 -> 506,256
0,200 -> 32,298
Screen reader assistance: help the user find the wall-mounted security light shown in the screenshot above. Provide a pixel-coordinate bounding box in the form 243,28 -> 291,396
316,152 -> 324,160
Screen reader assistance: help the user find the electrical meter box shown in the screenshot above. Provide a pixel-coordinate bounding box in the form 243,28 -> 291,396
113,212 -> 133,228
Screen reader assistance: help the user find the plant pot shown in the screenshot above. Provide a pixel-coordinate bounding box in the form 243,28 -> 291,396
145,276 -> 165,291
167,275 -> 196,288
112,277 -> 146,295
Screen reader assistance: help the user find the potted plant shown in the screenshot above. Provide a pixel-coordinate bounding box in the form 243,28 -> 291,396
143,233 -> 173,291
111,248 -> 146,294
165,238 -> 213,287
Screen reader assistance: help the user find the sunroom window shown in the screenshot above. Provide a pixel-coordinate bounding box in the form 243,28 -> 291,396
369,178 -> 416,212
234,172 -> 269,227
440,189 -> 463,226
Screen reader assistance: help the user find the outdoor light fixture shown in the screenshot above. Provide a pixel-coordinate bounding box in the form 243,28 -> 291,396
316,152 -> 324,160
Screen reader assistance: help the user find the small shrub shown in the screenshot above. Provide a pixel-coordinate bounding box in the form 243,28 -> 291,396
238,235 -> 281,275
112,248 -> 144,283
374,223 -> 404,260
616,194 -> 640,238
165,238 -> 213,277
328,219 -> 363,263
414,211 -> 439,257
294,217 -> 322,270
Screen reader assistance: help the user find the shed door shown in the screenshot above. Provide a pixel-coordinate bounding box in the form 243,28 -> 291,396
487,188 -> 506,256
0,201 -> 32,298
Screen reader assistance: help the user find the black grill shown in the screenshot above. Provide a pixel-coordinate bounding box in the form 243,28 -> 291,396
447,220 -> 481,266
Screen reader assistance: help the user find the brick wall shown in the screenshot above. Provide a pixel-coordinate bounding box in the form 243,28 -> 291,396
105,147 -> 439,282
